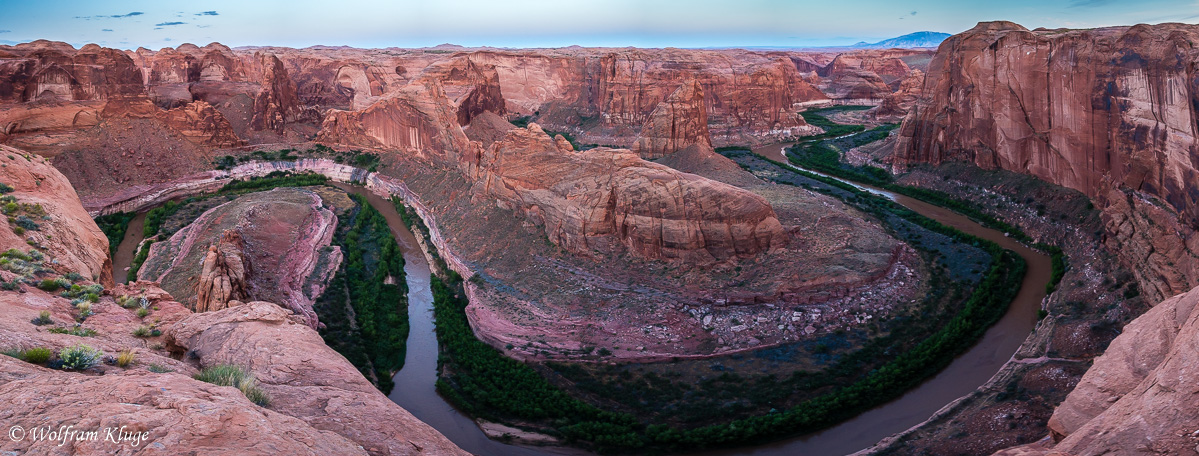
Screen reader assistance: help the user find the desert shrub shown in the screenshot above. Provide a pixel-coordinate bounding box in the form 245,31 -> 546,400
47,326 -> 96,337
136,308 -> 150,318
0,182 -> 13,193
194,364 -> 270,406
59,344 -> 102,370
13,215 -> 39,231
21,347 -> 52,364
148,363 -> 173,373
131,325 -> 151,338
76,302 -> 92,320
116,350 -> 135,368
31,310 -> 52,325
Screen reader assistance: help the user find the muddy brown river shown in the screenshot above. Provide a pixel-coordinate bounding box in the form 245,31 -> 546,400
109,159 -> 1049,455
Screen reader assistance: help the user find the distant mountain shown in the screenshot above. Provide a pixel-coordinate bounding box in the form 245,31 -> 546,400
852,31 -> 950,49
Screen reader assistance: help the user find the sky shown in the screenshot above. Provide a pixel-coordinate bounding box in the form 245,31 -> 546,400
0,0 -> 1196,50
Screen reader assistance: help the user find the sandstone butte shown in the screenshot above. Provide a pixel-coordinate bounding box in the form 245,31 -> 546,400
892,21 -> 1199,456
0,145 -> 467,455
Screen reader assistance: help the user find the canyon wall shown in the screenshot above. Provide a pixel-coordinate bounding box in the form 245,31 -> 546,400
895,21 -> 1199,301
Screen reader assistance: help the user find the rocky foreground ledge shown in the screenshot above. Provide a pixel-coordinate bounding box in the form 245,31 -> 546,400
0,149 -> 466,455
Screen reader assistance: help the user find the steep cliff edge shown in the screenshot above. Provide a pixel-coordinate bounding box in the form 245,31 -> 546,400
631,80 -> 713,159
894,21 -> 1199,301
995,285 -> 1199,456
0,144 -> 110,284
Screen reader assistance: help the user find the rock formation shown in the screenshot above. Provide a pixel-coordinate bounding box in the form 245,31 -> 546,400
159,100 -> 246,147
251,54 -> 301,133
873,69 -> 924,120
478,123 -> 786,262
0,144 -> 111,285
195,230 -> 250,313
139,187 -> 340,328
894,21 -> 1199,301
167,301 -> 468,456
996,285 -> 1199,456
631,80 -> 713,159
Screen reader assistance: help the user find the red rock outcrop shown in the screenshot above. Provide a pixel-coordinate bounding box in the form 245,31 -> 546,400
631,80 -> 713,159
995,285 -> 1199,456
873,69 -> 923,120
0,41 -> 142,103
0,144 -> 111,284
159,100 -> 246,147
478,123 -> 786,262
250,54 -> 301,133
140,187 -> 340,328
316,79 -> 478,166
168,301 -> 468,456
195,230 -> 250,313
894,21 -> 1199,300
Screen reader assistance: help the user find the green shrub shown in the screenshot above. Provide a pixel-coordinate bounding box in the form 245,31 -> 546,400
136,308 -> 150,318
59,344 -> 102,370
47,326 -> 96,337
31,310 -> 52,325
194,364 -> 271,406
21,347 -> 52,364
132,325 -> 151,338
148,363 -> 173,373
36,276 -> 61,290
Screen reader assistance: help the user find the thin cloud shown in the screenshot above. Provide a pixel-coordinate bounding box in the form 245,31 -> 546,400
911,11 -> 917,15
156,22 -> 187,26
111,12 -> 144,18
101,29 -> 113,32
1069,0 -> 1113,7
195,11 -> 219,16
0,30 -> 9,34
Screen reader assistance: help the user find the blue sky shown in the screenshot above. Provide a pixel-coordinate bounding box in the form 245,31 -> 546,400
0,0 -> 1196,49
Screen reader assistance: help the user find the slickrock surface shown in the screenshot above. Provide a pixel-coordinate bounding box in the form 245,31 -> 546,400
895,21 -> 1199,301
994,285 -> 1199,456
168,301 -> 469,456
139,187 -> 340,328
0,144 -> 110,285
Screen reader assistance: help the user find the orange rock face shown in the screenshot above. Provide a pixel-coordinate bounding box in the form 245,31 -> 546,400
895,21 -> 1199,300
195,230 -> 250,313
996,285 -> 1199,456
479,123 -> 786,262
0,144 -> 110,284
631,80 -> 713,159
251,54 -> 301,133
168,301 -> 468,456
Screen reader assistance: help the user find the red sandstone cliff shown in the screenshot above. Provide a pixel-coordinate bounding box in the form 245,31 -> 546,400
631,80 -> 713,159
251,54 -> 301,133
895,21 -> 1199,302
